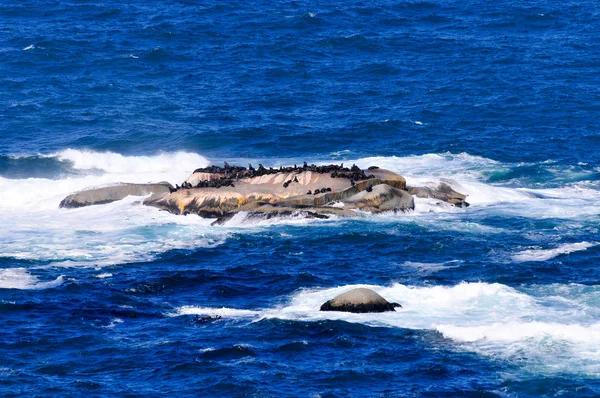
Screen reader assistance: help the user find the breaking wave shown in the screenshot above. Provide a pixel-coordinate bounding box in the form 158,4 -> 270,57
0,268 -> 64,290
174,281 -> 600,376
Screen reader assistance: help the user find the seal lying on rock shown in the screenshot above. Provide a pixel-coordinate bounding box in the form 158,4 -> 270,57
320,288 -> 401,313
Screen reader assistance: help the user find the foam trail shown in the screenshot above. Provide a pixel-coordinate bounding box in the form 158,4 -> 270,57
512,242 -> 597,262
437,321 -> 600,344
175,306 -> 260,318
0,268 -> 63,290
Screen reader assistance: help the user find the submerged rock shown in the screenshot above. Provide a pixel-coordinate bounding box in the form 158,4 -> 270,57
59,182 -> 173,208
320,288 -> 401,313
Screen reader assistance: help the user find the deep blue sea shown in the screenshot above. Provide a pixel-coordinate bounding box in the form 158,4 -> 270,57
1,1 -> 600,396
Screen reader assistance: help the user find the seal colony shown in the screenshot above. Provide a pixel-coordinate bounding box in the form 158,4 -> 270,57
59,162 -> 469,224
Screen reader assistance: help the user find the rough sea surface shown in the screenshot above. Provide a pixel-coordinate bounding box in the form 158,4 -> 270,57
1,1 -> 600,396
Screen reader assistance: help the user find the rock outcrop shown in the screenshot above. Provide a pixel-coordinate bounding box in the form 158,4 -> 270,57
59,182 -> 173,208
58,163 -> 470,221
143,165 -> 415,221
320,288 -> 401,313
407,182 -> 469,207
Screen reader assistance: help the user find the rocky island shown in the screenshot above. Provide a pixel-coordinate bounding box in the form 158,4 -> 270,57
60,162 -> 469,224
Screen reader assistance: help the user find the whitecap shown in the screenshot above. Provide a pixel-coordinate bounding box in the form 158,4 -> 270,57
512,242 -> 597,262
0,268 -> 63,290
53,149 -> 208,174
105,318 -> 124,328
402,261 -> 460,274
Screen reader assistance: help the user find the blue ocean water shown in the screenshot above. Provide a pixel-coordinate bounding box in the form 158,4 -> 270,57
1,0 -> 600,396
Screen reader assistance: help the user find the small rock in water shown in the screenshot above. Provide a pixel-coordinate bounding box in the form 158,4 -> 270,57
320,288 -> 401,313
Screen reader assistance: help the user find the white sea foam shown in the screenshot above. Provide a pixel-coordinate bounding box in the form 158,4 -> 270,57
174,282 -> 600,375
0,268 -> 63,290
352,152 -> 501,181
348,153 -> 600,222
0,150 -> 223,267
22,45 -> 35,51
0,196 -> 225,267
174,306 -> 260,317
512,242 -> 597,262
0,150 -> 209,210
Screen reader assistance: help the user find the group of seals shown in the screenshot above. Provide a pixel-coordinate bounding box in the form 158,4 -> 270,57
307,187 -> 332,195
192,162 -> 375,181
330,164 -> 376,182
170,178 -> 236,193
168,162 -> 378,193
282,176 -> 300,188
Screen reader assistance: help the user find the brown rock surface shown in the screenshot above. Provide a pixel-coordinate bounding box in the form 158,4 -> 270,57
320,288 -> 401,313
407,182 -> 469,207
58,163 -> 469,221
143,168 -> 412,219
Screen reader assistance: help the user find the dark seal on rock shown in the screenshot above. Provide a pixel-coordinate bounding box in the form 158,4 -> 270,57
320,288 -> 401,313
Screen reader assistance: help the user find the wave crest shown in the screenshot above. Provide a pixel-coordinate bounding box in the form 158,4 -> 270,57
53,149 -> 208,174
0,268 -> 63,290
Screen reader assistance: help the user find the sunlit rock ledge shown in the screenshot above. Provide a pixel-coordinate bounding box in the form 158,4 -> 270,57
59,163 -> 469,224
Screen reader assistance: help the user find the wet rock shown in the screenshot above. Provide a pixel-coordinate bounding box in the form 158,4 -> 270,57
343,184 -> 414,212
320,288 -> 401,313
59,182 -> 173,208
407,182 -> 469,207
143,168 -> 411,218
58,162 -> 469,220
